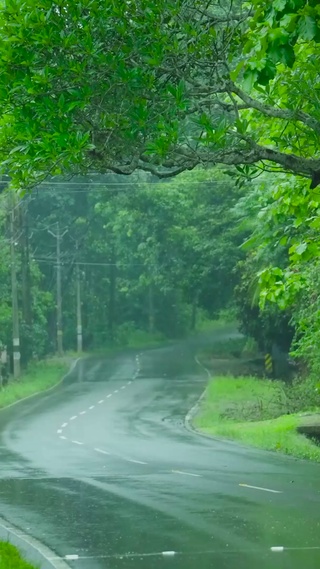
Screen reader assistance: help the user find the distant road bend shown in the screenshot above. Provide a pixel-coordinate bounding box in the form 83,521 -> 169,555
0,333 -> 319,569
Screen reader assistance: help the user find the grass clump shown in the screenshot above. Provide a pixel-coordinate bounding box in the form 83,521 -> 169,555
0,541 -> 38,569
0,358 -> 68,410
194,375 -> 320,462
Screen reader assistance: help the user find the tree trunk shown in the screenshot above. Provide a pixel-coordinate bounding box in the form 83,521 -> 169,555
108,247 -> 117,343
148,283 -> 155,334
191,291 -> 199,331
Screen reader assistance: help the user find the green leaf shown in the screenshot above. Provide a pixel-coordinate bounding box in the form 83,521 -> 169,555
230,60 -> 245,81
257,61 -> 277,84
279,44 -> 295,67
242,69 -> 258,92
298,15 -> 318,41
235,118 -> 248,134
274,0 -> 287,10
295,242 -> 308,255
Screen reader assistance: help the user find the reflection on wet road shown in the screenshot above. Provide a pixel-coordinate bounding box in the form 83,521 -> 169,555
0,332 -> 319,568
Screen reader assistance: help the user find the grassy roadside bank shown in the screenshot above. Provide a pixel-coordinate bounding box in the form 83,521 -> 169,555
0,541 -> 37,569
0,358 -> 69,410
194,375 -> 320,462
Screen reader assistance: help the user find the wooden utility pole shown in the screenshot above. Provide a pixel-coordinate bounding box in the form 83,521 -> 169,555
76,246 -> 83,353
10,197 -> 21,378
20,200 -> 32,326
48,223 -> 67,356
148,282 -> 155,334
56,222 -> 63,356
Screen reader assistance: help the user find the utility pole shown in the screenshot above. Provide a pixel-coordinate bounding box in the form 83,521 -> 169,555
10,196 -> 21,378
56,222 -> 63,356
20,200 -> 32,327
48,223 -> 67,356
76,242 -> 83,353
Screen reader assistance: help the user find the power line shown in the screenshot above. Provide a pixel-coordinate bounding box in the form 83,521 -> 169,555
27,180 -> 245,193
34,180 -> 230,186
33,258 -> 157,267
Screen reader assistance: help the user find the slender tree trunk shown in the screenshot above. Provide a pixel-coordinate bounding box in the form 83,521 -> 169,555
191,291 -> 199,331
148,283 -> 155,334
108,246 -> 117,343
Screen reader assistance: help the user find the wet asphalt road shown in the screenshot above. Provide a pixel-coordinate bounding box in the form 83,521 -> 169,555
0,332 -> 320,569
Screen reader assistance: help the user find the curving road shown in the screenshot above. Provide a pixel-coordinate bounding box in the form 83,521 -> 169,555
0,333 -> 320,569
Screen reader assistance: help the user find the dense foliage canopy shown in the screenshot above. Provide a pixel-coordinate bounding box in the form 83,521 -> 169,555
0,0 -> 319,189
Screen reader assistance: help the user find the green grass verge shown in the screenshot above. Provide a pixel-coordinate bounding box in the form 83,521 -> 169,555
194,375 -> 320,462
0,358 -> 69,410
0,541 -> 38,569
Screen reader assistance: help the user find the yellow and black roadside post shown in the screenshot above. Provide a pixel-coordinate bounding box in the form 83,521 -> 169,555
265,353 -> 273,377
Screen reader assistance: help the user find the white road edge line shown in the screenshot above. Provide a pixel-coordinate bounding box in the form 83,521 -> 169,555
271,547 -> 284,552
94,448 -> 110,455
172,470 -> 201,478
194,355 -> 211,379
0,516 -> 71,569
71,440 -> 83,446
70,415 -> 77,421
239,483 -> 282,494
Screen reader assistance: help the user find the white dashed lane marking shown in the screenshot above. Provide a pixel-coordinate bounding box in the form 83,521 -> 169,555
94,448 -> 110,455
172,470 -> 201,478
127,459 -> 147,465
239,483 -> 282,494
57,356 -> 140,458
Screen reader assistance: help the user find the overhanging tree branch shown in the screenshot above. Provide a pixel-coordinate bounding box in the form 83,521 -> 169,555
130,143 -> 320,183
231,84 -> 320,135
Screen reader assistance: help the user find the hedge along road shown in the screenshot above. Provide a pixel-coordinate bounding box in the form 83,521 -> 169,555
0,331 -> 319,569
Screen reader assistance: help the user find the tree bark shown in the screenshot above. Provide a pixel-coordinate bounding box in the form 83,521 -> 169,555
191,291 -> 199,331
108,246 -> 117,343
148,283 -> 155,334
